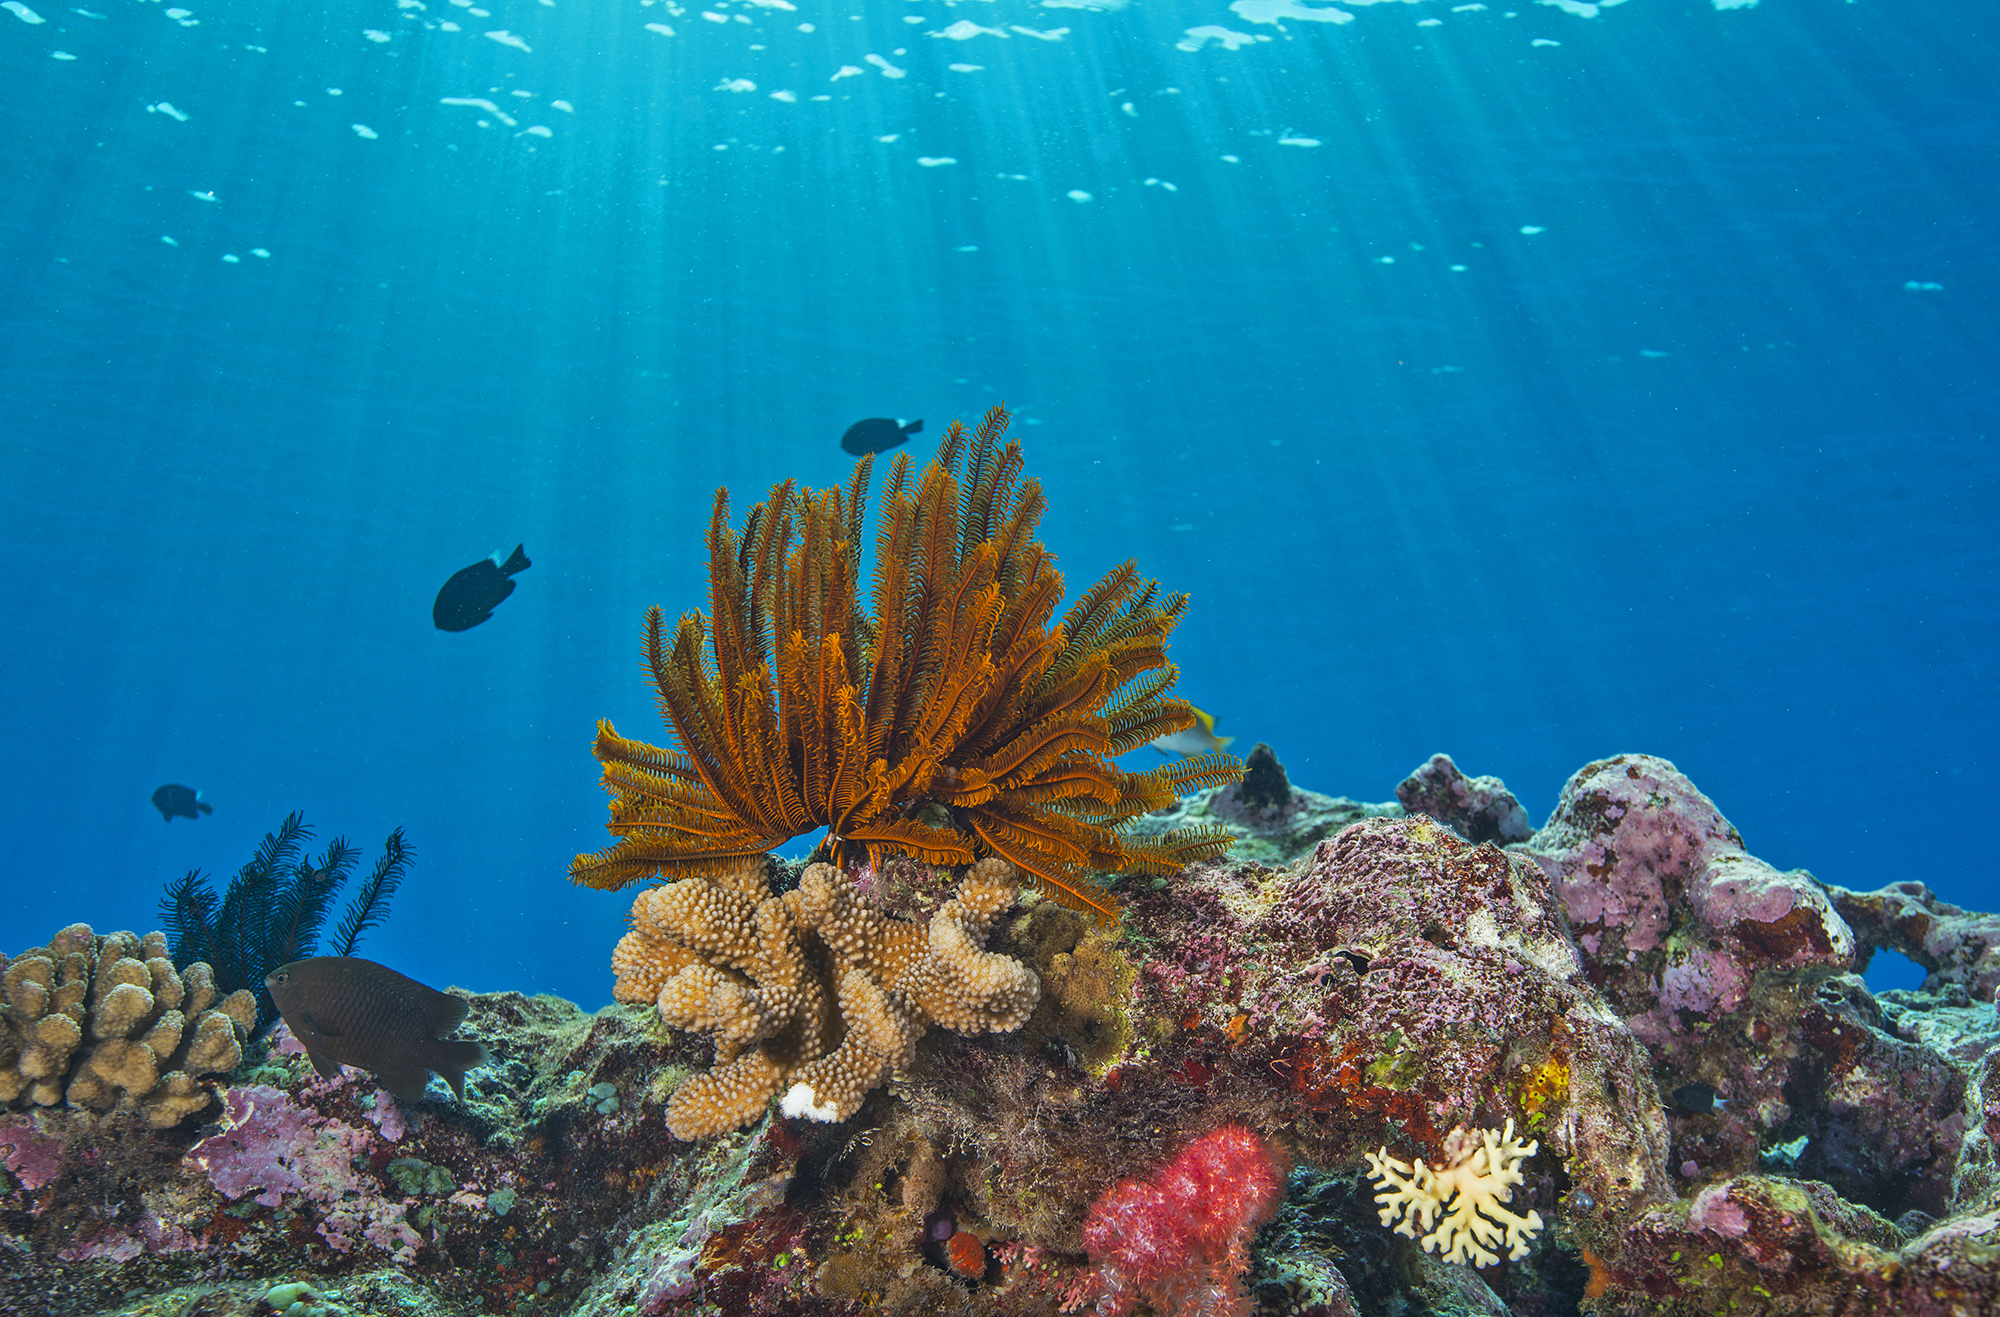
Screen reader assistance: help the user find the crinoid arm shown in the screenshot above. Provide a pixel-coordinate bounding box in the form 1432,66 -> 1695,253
573,403 -> 1244,912
1116,825 -> 1239,875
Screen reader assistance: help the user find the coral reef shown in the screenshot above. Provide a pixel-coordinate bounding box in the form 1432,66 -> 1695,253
611,856 -> 1040,1139
1234,742 -> 1292,812
570,404 -> 1242,919
1395,752 -> 1532,845
2,924 -> 255,1127
159,811 -> 411,1030
188,1083 -> 424,1259
1511,756 -> 1886,1195
9,752 -> 2000,1317
1133,743 -> 1402,867
1,989 -> 707,1317
1830,878 -> 2000,1002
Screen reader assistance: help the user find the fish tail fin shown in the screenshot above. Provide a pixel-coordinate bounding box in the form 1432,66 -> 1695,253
903,418 -> 923,435
500,544 -> 531,575
197,801 -> 213,815
435,1039 -> 492,1100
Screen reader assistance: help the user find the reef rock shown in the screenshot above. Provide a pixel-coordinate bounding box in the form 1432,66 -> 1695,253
1134,741 -> 1403,867
1396,752 -> 1534,846
6,754 -> 2000,1317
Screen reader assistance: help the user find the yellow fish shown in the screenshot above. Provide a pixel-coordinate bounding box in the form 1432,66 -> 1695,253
1149,705 -> 1234,757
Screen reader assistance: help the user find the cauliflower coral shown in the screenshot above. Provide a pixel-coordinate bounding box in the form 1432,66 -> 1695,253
1364,1119 -> 1545,1269
1082,1124 -> 1286,1317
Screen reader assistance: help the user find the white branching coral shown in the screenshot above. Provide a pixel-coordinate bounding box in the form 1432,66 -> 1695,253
1363,1119 -> 1545,1268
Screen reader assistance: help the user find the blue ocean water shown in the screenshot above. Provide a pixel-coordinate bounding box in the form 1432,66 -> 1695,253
1,0 -> 1991,1009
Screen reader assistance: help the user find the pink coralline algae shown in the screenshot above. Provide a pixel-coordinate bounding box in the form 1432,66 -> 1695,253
1688,1181 -> 1752,1238
1395,752 -> 1532,846
13,751 -> 2000,1317
187,1083 -> 422,1260
1831,879 -> 2000,1002
1656,943 -> 1753,1018
1244,811 -> 1671,1222
1510,755 -> 1873,1187
366,1093 -> 409,1141
1521,755 -> 1849,981
1516,755 -> 1749,960
0,1116 -> 63,1193
55,1222 -> 146,1264
1082,1124 -> 1286,1317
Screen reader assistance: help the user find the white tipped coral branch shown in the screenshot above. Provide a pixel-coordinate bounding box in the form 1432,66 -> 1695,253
1363,1118 -> 1546,1269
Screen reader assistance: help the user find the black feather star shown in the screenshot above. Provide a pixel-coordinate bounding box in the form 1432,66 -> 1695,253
331,828 -> 412,958
159,813 -> 413,1032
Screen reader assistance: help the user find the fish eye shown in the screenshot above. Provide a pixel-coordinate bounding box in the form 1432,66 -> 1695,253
273,973 -> 287,984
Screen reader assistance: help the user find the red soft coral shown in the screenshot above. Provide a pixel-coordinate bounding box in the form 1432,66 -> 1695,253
1081,1124 -> 1286,1316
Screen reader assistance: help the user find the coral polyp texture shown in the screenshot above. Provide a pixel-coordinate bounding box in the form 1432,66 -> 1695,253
1364,1118 -> 1545,1268
612,855 -> 1040,1138
570,403 -> 1242,921
1,923 -> 256,1127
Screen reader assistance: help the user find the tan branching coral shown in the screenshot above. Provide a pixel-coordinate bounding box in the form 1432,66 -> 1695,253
1,924 -> 258,1128
613,857 -> 1040,1139
1364,1119 -> 1546,1269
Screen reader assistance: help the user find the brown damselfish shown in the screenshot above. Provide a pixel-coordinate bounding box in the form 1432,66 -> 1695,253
266,957 -> 489,1104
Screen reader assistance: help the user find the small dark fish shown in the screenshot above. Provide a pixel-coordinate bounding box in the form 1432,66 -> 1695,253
152,783 -> 211,822
839,416 -> 922,456
266,956 -> 489,1104
433,543 -> 531,632
1668,1082 -> 1728,1114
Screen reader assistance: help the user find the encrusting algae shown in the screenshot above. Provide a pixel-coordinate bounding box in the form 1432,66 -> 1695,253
574,404 -> 1244,1137
14,753 -> 2000,1315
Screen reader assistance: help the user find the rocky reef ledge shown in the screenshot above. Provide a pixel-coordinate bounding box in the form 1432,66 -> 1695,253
6,751 -> 1999,1317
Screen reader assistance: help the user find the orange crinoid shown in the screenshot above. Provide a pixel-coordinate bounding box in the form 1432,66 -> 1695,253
569,404 -> 1242,920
